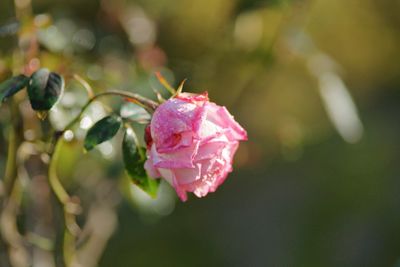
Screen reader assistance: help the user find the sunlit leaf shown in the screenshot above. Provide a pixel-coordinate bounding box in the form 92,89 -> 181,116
120,103 -> 151,124
122,128 -> 159,197
84,115 -> 122,151
27,68 -> 64,111
0,75 -> 29,105
0,20 -> 20,37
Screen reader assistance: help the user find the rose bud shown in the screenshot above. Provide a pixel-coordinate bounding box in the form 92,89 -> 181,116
144,92 -> 247,201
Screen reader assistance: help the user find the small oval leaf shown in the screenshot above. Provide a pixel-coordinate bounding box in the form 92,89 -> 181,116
0,75 -> 29,105
84,115 -> 121,151
27,68 -> 64,111
122,128 -> 159,197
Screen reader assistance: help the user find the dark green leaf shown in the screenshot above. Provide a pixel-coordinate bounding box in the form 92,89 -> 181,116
0,75 -> 29,105
27,68 -> 64,111
84,115 -> 122,151
122,129 -> 159,197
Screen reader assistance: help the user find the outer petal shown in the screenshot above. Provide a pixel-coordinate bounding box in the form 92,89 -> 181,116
184,141 -> 239,197
176,92 -> 209,103
181,158 -> 225,198
158,168 -> 174,185
198,115 -> 222,141
211,141 -> 239,191
194,136 -> 229,161
144,155 -> 161,178
150,141 -> 200,168
158,168 -> 188,201
150,97 -> 207,152
205,102 -> 247,141
173,163 -> 202,185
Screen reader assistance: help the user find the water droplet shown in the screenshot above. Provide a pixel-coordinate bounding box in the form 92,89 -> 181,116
63,130 -> 74,141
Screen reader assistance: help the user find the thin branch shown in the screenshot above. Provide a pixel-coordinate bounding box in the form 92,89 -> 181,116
48,141 -> 69,204
72,74 -> 95,99
62,90 -> 158,133
3,101 -> 19,197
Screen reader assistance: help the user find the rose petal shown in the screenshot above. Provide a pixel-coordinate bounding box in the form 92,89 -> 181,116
173,163 -> 202,185
151,98 -> 207,153
176,92 -> 209,103
144,156 -> 161,178
151,141 -> 200,168
158,168 -> 188,201
151,99 -> 197,147
206,102 -> 247,141
194,140 -> 226,161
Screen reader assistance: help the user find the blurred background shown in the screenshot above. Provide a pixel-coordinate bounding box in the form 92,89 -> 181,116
1,0 -> 400,266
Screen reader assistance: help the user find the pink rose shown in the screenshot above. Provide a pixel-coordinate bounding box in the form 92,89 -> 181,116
144,92 -> 247,201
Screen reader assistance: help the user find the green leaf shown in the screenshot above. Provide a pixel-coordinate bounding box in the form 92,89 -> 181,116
120,103 -> 151,123
0,75 -> 29,105
27,68 -> 64,111
122,128 -> 159,197
84,115 -> 122,151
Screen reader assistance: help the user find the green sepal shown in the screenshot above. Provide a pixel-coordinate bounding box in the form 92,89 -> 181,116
122,128 -> 159,198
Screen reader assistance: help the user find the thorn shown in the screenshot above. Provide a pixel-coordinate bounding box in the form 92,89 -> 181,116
176,78 -> 187,95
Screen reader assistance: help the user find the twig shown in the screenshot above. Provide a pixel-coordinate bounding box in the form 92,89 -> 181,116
72,74 -> 95,99
47,88 -> 158,266
3,101 -> 19,197
62,90 -> 158,133
0,99 -> 23,267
